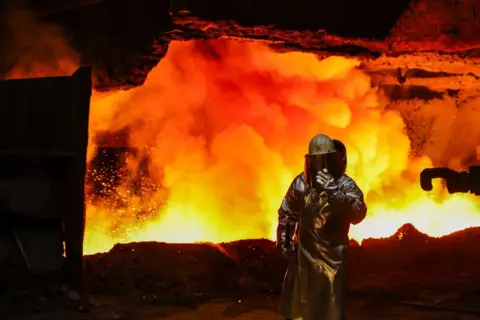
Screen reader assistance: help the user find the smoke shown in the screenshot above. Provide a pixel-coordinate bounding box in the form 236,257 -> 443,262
0,17 -> 477,253
86,39 -> 480,254
1,10 -> 80,79
391,94 -> 480,170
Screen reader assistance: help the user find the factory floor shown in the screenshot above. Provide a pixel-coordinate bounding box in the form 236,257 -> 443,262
9,231 -> 480,320
12,292 -> 480,320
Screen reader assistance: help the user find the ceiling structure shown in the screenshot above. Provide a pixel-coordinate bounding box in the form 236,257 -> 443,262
1,0 -> 480,91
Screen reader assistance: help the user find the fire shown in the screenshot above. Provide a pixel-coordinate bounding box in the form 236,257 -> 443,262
4,17 -> 480,255
81,40 -> 480,254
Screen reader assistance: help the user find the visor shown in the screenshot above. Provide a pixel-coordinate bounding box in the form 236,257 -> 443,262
304,153 -> 342,189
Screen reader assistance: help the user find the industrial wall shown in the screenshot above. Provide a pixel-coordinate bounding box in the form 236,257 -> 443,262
0,67 -> 91,290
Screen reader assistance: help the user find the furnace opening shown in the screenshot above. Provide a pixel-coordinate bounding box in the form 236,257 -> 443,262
84,39 -> 480,255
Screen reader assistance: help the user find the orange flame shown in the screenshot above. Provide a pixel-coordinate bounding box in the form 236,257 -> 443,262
83,40 -> 480,254
4,19 -> 479,256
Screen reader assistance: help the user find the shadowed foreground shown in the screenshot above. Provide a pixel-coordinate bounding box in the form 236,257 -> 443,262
4,224 -> 480,319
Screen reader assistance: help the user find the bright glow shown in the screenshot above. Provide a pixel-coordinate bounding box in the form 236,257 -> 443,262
81,40 -> 480,254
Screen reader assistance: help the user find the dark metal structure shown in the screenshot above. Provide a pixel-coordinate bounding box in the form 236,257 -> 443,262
0,67 -> 91,290
420,166 -> 480,195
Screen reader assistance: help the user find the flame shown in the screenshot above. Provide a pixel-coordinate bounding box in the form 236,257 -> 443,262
4,21 -> 480,255
81,40 -> 480,255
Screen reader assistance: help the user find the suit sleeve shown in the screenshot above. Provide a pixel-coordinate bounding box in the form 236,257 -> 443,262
332,178 -> 367,225
276,178 -> 301,248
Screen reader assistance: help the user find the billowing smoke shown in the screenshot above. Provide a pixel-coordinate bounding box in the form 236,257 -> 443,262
1,10 -> 80,79
2,22 -> 479,254
391,95 -> 480,169
85,40 -> 480,254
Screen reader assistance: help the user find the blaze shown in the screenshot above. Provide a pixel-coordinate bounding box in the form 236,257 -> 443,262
4,17 -> 480,255
83,40 -> 480,254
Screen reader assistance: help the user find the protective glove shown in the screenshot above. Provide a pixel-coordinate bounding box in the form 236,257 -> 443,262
316,170 -> 338,192
316,170 -> 348,205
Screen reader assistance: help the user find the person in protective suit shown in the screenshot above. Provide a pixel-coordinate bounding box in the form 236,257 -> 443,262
276,134 -> 367,320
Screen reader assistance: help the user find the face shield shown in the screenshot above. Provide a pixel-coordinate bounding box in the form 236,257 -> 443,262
304,152 -> 342,189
